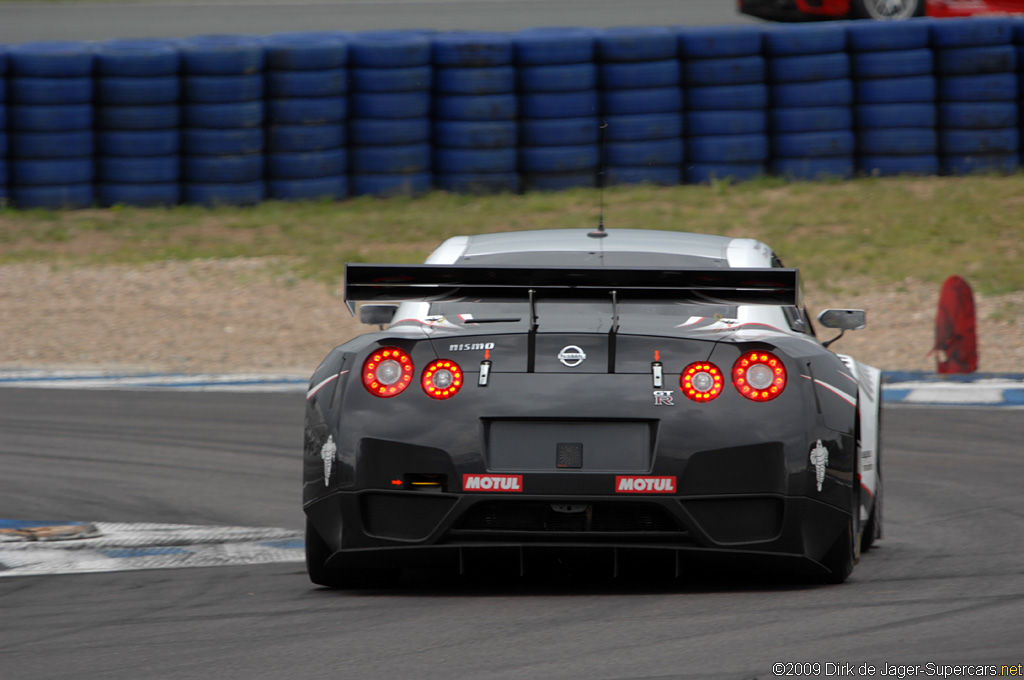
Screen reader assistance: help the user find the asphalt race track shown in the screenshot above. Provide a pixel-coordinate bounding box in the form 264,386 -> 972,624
1,387 -> 1022,680
0,0 -> 757,44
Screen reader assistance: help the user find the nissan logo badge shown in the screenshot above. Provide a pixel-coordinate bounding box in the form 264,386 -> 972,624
558,345 -> 587,367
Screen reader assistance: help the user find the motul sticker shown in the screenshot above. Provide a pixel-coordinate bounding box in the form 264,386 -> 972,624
463,474 -> 523,492
615,476 -> 677,494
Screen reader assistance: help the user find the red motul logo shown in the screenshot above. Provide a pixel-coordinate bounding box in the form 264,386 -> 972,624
615,476 -> 677,493
463,474 -> 523,492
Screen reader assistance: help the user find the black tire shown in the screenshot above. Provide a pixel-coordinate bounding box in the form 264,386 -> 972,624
767,53 -> 849,84
763,24 -> 847,57
182,128 -> 262,156
11,130 -> 94,159
350,91 -> 429,119
350,66 -> 431,93
849,0 -> 925,20
349,171 -> 431,197
267,149 -> 348,180
818,516 -> 856,584
938,102 -> 1017,129
513,27 -> 595,66
96,39 -> 180,77
855,103 -> 935,129
11,183 -> 93,209
9,77 -> 92,105
98,129 -> 179,157
770,106 -> 851,133
676,25 -> 762,59
268,175 -> 348,201
267,124 -> 347,152
347,31 -> 431,69
935,45 -> 1016,76
182,153 -> 263,183
433,94 -> 517,122
851,49 -> 933,79
183,101 -> 263,129
938,73 -> 1017,103
98,76 -> 181,106
862,472 -> 882,552
181,180 -> 265,206
940,154 -> 1018,176
8,41 -> 93,78
770,157 -> 854,181
98,156 -> 179,184
179,35 -> 264,76
263,32 -> 348,71
771,79 -> 853,109
97,104 -> 179,131
854,75 -> 934,104
183,74 -> 262,103
267,97 -> 347,125
858,154 -> 938,176
435,66 -> 515,95
846,20 -> 928,51
601,59 -> 680,90
98,182 -> 180,207
602,87 -> 682,116
689,134 -> 767,163
266,68 -> 348,98
687,110 -> 765,136
305,520 -> 401,589
518,63 -> 597,93
687,84 -> 767,111
596,26 -> 676,63
432,31 -> 513,67
858,127 -> 937,155
929,17 -> 1012,49
684,56 -> 763,87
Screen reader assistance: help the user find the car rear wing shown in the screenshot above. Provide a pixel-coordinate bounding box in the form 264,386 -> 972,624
344,264 -> 799,314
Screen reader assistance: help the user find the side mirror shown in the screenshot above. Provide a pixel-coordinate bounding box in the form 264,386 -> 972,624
360,304 -> 397,328
817,309 -> 866,348
817,309 -> 866,331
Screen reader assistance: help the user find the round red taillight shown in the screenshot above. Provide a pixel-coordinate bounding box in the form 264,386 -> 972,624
732,350 -> 787,402
422,359 -> 463,400
362,347 -> 414,398
681,362 -> 724,402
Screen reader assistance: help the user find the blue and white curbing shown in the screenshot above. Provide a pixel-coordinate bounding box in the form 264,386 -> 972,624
1,369 -> 1023,407
0,520 -> 303,577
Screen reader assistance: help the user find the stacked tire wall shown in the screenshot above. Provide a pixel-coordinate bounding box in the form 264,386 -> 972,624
1,18 -> 1023,210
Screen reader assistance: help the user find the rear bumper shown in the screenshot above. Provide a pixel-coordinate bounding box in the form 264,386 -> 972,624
306,489 -> 851,576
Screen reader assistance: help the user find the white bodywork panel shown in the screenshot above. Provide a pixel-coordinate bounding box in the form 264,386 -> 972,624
837,353 -> 883,521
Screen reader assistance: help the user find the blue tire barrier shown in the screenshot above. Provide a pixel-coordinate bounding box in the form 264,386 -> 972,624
846,21 -> 930,53
938,102 -> 1018,129
183,101 -> 263,128
770,157 -> 854,180
688,134 -> 768,163
857,128 -> 937,155
97,76 -> 180,105
9,77 -> 92,105
935,45 -> 1016,76
939,154 -> 1019,175
600,59 -> 680,89
930,17 -> 1013,49
266,97 -> 347,124
767,52 -> 849,83
96,39 -> 180,77
268,175 -> 349,201
519,91 -> 599,119
772,79 -> 853,108
518,117 -> 599,146
433,120 -> 517,148
522,171 -> 596,191
518,63 -> 597,92
350,172 -> 432,196
858,155 -> 940,177
432,32 -> 513,67
676,25 -> 763,59
435,66 -> 515,95
763,24 -> 846,56
940,127 -> 1019,154
938,73 -> 1017,101
855,76 -> 936,104
687,84 -> 768,110
182,127 -> 262,155
10,130 -> 94,158
8,41 -> 93,77
98,156 -> 179,183
266,68 -> 348,98
97,104 -> 179,130
434,147 -> 517,174
604,165 -> 682,186
436,172 -> 520,194
349,118 -> 430,145
855,103 -> 937,128
10,183 -> 94,209
433,94 -> 517,121
770,107 -> 852,133
597,26 -> 676,63
684,56 -> 764,87
267,124 -> 347,152
263,32 -> 348,71
601,87 -> 683,116
98,182 -> 180,207
851,49 -> 933,80
10,157 -> 94,185
514,28 -> 595,66
350,91 -> 430,119
179,34 -> 264,75
182,181 -> 265,206
604,138 -> 684,166
685,162 -> 764,184
350,66 -> 431,92
348,31 -> 432,68
182,154 -> 263,183
604,113 -> 683,141
350,143 -> 431,173
267,149 -> 348,179
183,74 -> 262,103
686,110 -> 765,136
519,145 -> 599,173
97,129 -> 179,156
773,130 -> 855,157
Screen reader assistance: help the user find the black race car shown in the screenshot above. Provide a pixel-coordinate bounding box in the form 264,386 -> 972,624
303,229 -> 882,587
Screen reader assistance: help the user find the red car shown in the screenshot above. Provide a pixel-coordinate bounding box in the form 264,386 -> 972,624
738,0 -> 1024,21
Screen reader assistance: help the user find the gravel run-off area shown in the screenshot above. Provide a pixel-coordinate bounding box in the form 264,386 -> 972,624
2,259 -> 1022,376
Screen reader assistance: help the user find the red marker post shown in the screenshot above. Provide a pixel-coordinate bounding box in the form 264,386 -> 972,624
933,275 -> 977,374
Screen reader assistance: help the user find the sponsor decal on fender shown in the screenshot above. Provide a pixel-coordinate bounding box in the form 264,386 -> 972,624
615,476 -> 677,494
463,474 -> 523,492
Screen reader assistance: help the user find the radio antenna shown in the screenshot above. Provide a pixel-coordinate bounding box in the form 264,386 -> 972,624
588,120 -> 609,240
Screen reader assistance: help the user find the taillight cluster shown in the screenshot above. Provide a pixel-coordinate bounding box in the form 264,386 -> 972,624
679,350 -> 787,403
362,348 -> 464,399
